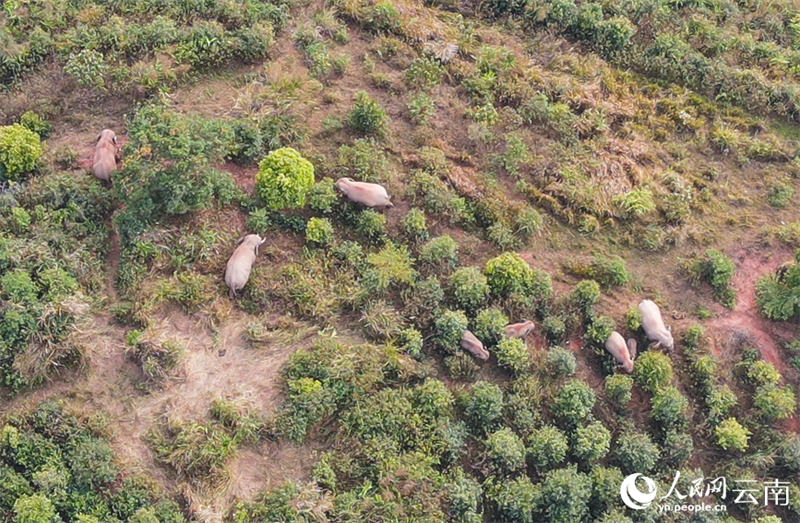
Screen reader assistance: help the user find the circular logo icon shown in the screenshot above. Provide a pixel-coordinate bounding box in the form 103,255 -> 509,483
620,473 -> 658,510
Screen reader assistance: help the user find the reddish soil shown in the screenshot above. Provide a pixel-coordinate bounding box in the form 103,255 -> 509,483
219,161 -> 257,193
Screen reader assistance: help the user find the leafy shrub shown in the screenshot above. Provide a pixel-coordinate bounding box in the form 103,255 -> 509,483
688,249 -> 736,308
573,421 -> 611,462
626,306 -> 642,332
305,217 -> 334,246
19,111 -> 51,139
633,351 -> 674,394
745,360 -> 781,387
589,466 -> 624,518
404,57 -> 445,90
650,386 -> 689,433
485,428 -> 526,475
585,315 -> 615,346
276,377 -> 336,443
149,419 -> 237,480
401,208 -> 428,241
542,316 -> 566,344
450,268 -> 489,312
706,384 -> 737,422
779,436 -> 800,472
605,374 -> 633,408
13,494 -> 58,523
484,252 -> 533,297
768,182 -> 794,209
460,381 -> 504,432
714,418 -> 750,451
0,124 -> 42,181
571,279 -> 600,315
65,49 -> 108,87
419,235 -> 459,269
445,469 -> 481,522
355,209 -> 388,243
472,308 -> 509,347
408,94 -> 436,125
526,425 -> 568,470
495,337 -> 531,376
537,466 -> 591,522
552,379 -> 596,428
256,147 -> 315,210
567,255 -> 630,288
756,250 -> 800,321
337,139 -> 390,183
486,476 -> 539,523
434,309 -> 469,354
753,385 -> 796,420
349,91 -> 389,138
546,346 -> 577,378
397,328 -> 423,358
614,431 -> 659,474
307,178 -> 339,213
614,188 -> 655,218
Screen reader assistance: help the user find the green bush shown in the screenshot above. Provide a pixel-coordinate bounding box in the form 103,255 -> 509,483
486,476 -> 539,523
337,139 -> 391,183
485,427 -> 526,475
546,346 -> 577,378
256,147 -> 315,210
495,337 -> 531,376
526,425 -> 568,471
756,250 -> 800,321
573,421 -> 611,462
571,279 -> 601,315
0,124 -> 42,181
567,255 -> 630,288
714,418 -> 750,451
307,178 -> 339,213
13,494 -> 58,523
706,384 -> 737,422
542,316 -> 566,344
484,252 -> 533,297
552,379 -> 596,428
585,315 -> 615,346
662,431 -> 693,468
434,309 -> 469,355
450,267 -> 489,312
614,188 -> 655,217
745,360 -> 781,387
779,436 -> 800,472
460,381 -> 504,432
355,209 -> 388,243
446,469 -> 481,522
537,466 -> 591,522
604,374 -> 633,408
688,249 -> 736,308
472,308 -> 509,347
349,91 -> 389,137
19,111 -> 51,139
401,208 -> 429,241
633,350 -> 674,394
650,386 -> 689,433
305,217 -> 334,246
626,306 -> 642,332
768,182 -> 794,209
753,385 -> 796,420
397,327 -> 423,358
614,431 -> 659,474
419,235 -> 459,269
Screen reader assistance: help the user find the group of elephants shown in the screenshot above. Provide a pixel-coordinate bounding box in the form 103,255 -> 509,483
92,128 -> 673,374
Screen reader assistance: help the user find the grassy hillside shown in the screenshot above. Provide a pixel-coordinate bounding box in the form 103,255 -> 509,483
2,0 -> 800,520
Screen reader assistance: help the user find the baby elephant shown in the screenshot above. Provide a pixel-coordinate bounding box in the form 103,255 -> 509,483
461,330 -> 490,361
93,129 -> 118,184
504,320 -> 535,339
638,299 -> 674,351
335,177 -> 393,208
224,234 -> 265,298
605,331 -> 635,373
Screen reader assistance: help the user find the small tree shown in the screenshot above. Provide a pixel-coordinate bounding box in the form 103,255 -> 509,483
552,379 -> 596,428
451,267 -> 489,312
0,124 -> 42,181
615,431 -> 659,474
573,421 -> 611,462
349,91 -> 389,137
256,147 -> 315,210
460,381 -> 504,432
714,418 -> 750,451
472,307 -> 509,347
434,310 -> 469,354
526,425 -> 568,471
633,350 -> 674,394
484,252 -> 534,297
485,427 -> 526,475
495,337 -> 531,376
537,466 -> 592,522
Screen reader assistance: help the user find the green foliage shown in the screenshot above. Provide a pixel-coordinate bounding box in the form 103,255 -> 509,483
434,310 -> 469,354
526,425 -> 568,471
337,139 -> 390,183
13,494 -> 58,523
542,316 -> 566,344
495,337 -> 531,376
401,208 -> 429,241
446,469 -> 482,522
537,466 -> 592,523
768,182 -> 794,209
633,351 -> 674,394
714,418 -> 750,451
779,436 -> 800,472
472,308 -> 509,347
567,255 -> 630,288
552,379 -> 596,428
0,124 -> 41,181
307,178 -> 339,213
460,381 -> 504,432
450,268 -> 489,312
706,384 -> 738,422
256,147 -> 315,210
64,49 -> 108,87
688,249 -> 736,308
305,217 -> 334,246
407,94 -> 436,125
419,235 -> 459,269
404,57 -> 445,91
486,476 -> 539,523
614,188 -> 655,218
396,328 -> 423,358
484,252 -> 533,297
615,431 -> 659,474
355,209 -> 388,243
605,374 -> 633,408
650,386 -> 689,433
757,252 -> 800,321
585,315 -> 615,346
149,418 -> 237,480
753,384 -> 796,420
662,431 -> 693,468
19,112 -> 51,139
349,91 -> 389,138
571,279 -> 601,315
745,360 -> 781,387
485,428 -> 526,475
573,421 -> 611,462
546,346 -> 577,378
